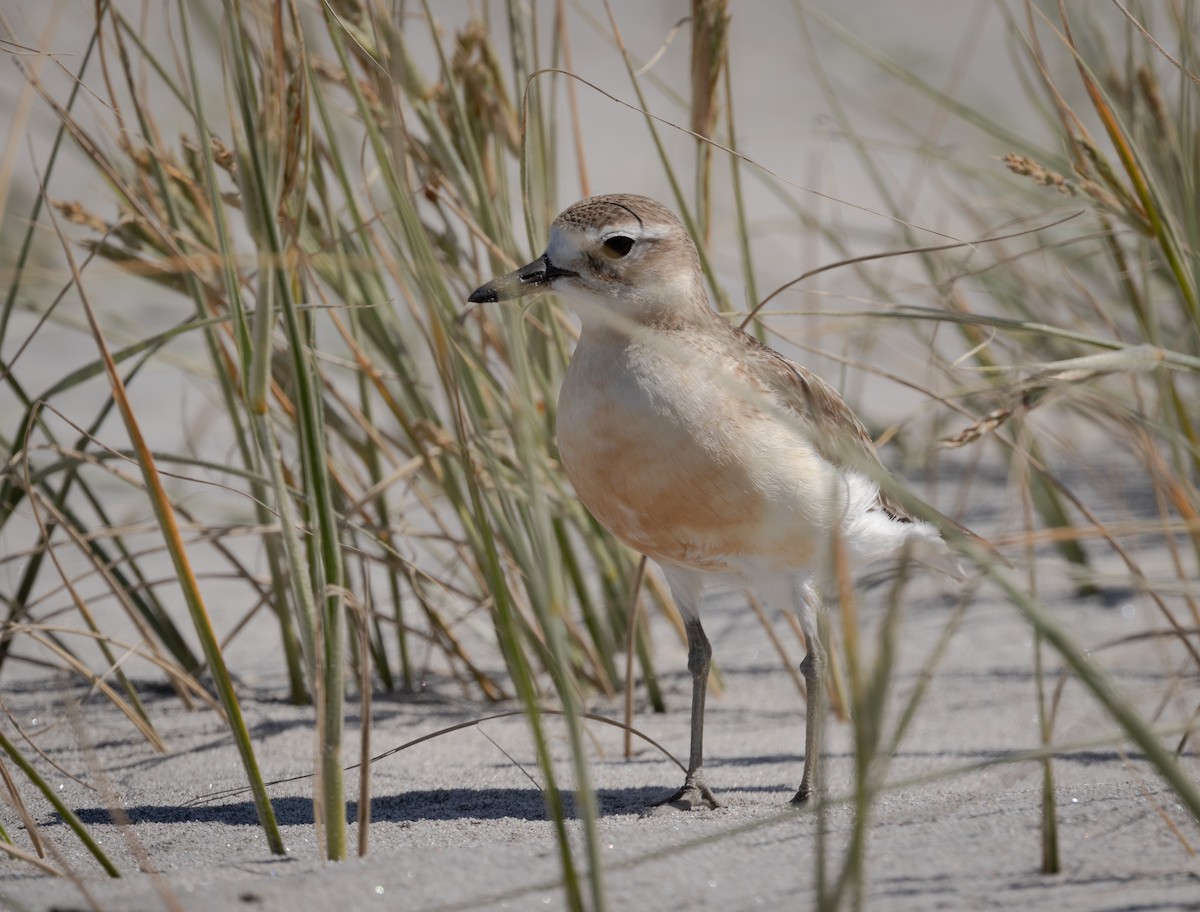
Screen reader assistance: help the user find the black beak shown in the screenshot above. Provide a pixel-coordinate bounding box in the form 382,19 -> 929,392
467,254 -> 578,305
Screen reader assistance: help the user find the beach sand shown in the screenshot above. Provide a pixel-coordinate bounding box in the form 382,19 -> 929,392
2,523 -> 1196,911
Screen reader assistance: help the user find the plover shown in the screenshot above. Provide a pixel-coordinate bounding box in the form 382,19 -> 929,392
468,193 -> 974,809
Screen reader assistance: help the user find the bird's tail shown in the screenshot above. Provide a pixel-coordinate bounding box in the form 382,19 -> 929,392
910,508 -> 1010,580
909,530 -> 970,581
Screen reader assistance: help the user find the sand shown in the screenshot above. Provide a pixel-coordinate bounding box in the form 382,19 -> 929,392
2,537 -> 1197,912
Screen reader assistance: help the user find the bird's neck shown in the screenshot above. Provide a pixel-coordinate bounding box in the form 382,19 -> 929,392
571,280 -> 716,341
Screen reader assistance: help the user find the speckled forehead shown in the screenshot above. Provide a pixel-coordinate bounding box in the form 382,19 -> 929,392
551,195 -> 681,237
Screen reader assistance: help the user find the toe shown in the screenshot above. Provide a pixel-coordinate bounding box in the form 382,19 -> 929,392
648,782 -> 720,813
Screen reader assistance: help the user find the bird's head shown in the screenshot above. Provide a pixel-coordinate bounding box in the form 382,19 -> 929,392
468,194 -> 710,331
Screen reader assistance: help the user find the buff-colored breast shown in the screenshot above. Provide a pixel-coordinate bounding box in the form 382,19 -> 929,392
557,331 -> 838,573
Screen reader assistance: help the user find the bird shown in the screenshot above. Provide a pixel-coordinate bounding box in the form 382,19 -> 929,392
468,193 -> 976,810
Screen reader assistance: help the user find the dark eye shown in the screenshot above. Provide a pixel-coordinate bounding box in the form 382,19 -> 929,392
602,235 -> 635,258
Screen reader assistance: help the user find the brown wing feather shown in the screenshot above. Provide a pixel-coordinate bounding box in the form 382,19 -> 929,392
715,318 -> 914,521
714,318 -> 1004,555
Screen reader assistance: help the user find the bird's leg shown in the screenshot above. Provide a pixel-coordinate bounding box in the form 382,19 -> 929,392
793,581 -> 826,804
654,616 -> 719,810
793,636 -> 825,803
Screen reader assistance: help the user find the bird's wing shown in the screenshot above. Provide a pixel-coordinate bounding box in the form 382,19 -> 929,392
722,321 -> 915,523
720,320 -> 1003,556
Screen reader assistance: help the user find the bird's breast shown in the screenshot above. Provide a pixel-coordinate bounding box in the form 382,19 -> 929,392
556,335 -> 839,572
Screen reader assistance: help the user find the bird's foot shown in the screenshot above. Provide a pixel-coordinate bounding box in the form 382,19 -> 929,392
645,780 -> 720,814
790,785 -> 811,805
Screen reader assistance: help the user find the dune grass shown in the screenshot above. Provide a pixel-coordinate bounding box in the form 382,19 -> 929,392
0,1 -> 1197,909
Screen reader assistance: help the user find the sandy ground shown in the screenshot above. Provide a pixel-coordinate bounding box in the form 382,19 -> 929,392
2,528 -> 1198,912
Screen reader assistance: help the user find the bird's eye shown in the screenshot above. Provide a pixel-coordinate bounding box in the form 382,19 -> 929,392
601,235 -> 635,258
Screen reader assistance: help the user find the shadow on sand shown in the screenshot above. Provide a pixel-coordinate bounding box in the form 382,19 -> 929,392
68,785 -> 691,827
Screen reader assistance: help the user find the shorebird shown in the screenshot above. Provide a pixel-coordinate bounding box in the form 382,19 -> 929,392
468,193 -> 971,810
